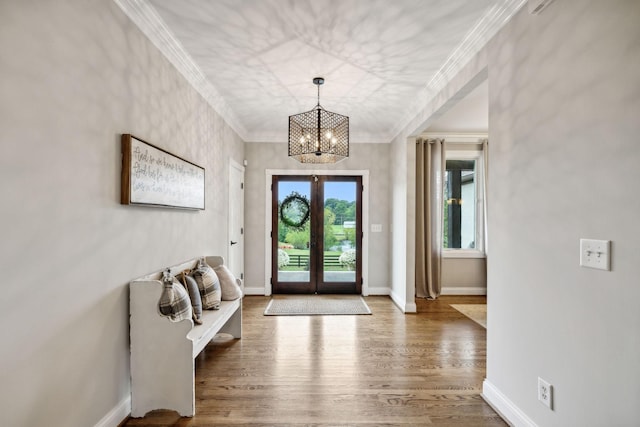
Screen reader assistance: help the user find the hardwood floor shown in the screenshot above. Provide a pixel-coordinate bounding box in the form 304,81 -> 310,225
124,295 -> 505,426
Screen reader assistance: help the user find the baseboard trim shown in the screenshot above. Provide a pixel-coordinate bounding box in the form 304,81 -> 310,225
482,379 -> 537,427
95,396 -> 131,427
389,289 -> 404,311
389,289 -> 417,313
243,286 -> 266,296
404,301 -> 417,313
441,286 -> 487,295
366,286 -> 390,296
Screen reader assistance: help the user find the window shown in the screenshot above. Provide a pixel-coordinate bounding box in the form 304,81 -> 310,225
443,149 -> 485,256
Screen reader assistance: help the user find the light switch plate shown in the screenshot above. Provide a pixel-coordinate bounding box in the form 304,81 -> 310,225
579,239 -> 610,270
371,224 -> 383,233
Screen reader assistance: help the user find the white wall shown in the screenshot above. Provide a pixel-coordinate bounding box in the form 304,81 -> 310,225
0,1 -> 243,426
243,142 -> 391,295
484,1 -> 640,425
388,135 -> 411,310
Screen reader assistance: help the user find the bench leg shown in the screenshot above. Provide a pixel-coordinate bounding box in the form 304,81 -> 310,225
219,303 -> 242,339
131,341 -> 195,417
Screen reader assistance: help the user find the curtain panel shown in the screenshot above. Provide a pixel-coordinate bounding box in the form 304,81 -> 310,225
415,138 -> 445,299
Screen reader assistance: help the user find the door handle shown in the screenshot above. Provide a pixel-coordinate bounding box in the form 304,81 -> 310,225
230,241 -> 238,246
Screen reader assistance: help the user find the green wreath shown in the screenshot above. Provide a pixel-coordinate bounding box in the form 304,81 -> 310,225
279,192 -> 311,230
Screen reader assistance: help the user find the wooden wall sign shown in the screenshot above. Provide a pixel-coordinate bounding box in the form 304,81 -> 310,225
121,134 -> 205,210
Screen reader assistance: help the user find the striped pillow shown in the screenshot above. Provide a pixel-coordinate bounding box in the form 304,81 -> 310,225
158,272 -> 192,322
192,262 -> 221,310
177,270 -> 203,324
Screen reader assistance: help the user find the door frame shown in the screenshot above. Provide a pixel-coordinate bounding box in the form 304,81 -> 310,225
265,169 -> 370,296
228,159 -> 245,281
270,175 -> 363,294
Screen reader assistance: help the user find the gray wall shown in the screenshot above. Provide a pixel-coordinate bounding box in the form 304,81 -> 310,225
244,142 -> 391,294
0,1 -> 243,426
442,258 -> 486,290
485,1 -> 640,425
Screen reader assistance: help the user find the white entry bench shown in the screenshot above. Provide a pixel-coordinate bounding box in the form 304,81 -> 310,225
129,256 -> 242,417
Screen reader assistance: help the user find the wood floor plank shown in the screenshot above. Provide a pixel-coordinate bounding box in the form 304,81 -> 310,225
124,295 -> 504,426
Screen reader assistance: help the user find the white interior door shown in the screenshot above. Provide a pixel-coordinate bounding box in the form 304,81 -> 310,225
228,160 -> 245,282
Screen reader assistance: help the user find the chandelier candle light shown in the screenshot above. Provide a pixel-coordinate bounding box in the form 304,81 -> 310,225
288,77 -> 349,164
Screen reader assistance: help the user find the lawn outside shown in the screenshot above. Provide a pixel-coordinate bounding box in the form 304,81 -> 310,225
279,248 -> 353,271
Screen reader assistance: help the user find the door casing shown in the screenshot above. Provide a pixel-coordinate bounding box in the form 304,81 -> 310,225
264,169 -> 370,296
228,160 -> 245,281
271,175 -> 362,294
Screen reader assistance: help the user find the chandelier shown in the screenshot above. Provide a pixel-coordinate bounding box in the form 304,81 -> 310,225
288,77 -> 349,164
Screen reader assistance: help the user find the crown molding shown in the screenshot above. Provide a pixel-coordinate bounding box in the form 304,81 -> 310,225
390,0 -> 526,140
427,0 -> 527,93
113,0 -> 250,141
419,132 -> 488,143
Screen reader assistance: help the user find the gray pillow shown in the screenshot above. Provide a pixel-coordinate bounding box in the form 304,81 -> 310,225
177,270 -> 203,324
213,264 -> 242,301
192,262 -> 221,310
158,271 -> 193,322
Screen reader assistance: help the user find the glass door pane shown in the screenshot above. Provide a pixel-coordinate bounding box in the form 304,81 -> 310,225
316,175 -> 362,294
323,181 -> 357,283
277,180 -> 311,284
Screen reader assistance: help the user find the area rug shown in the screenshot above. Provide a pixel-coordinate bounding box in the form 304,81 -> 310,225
264,295 -> 372,316
450,304 -> 487,328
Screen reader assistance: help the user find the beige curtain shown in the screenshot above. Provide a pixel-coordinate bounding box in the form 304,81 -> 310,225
415,138 -> 445,299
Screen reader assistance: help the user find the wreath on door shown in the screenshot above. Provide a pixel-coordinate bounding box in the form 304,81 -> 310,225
279,192 -> 311,230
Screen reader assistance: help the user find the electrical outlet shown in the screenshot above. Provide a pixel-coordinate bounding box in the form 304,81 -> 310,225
538,377 -> 553,409
579,239 -> 611,270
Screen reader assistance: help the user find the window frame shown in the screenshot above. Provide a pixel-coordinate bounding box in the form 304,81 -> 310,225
442,148 -> 485,259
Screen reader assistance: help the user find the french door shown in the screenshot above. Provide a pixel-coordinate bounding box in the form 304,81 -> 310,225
271,175 -> 362,294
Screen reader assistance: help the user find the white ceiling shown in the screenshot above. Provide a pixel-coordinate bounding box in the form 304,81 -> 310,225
116,0 -> 521,142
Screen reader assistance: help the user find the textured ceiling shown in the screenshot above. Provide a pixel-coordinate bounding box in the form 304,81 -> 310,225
116,0 -> 524,142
